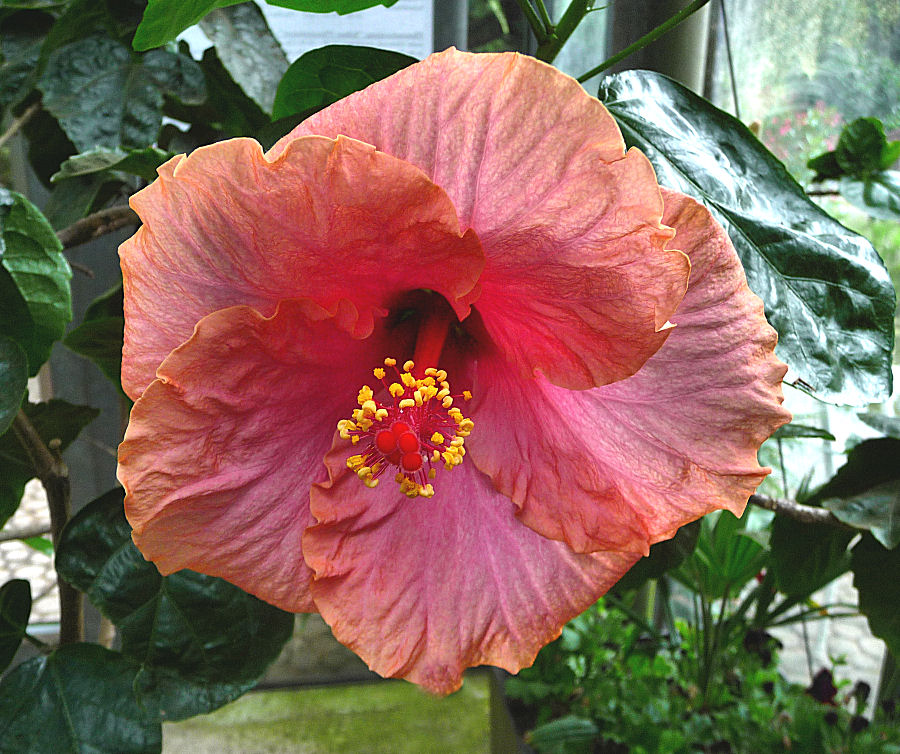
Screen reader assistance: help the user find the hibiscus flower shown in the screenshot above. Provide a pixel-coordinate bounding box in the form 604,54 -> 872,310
117,49 -> 790,694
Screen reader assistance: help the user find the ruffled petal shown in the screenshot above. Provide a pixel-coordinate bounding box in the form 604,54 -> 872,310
303,445 -> 638,695
120,134 -> 483,399
118,299 -> 395,612
467,189 -> 791,554
276,49 -> 689,389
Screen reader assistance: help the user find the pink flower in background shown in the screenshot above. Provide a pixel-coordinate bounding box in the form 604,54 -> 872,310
117,49 -> 790,694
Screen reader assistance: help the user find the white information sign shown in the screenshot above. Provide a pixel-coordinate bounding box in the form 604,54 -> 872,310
259,1 -> 434,62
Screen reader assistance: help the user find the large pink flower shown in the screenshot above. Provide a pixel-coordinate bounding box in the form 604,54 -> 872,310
117,49 -> 790,694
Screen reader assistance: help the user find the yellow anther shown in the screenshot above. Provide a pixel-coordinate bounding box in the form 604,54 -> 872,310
462,390 -> 472,401
398,398 -> 416,410
403,360 -> 415,373
357,465 -> 372,480
442,396 -> 453,409
436,388 -> 450,400
361,399 -> 378,416
395,473 -> 404,483
450,437 -> 464,447
432,449 -> 441,462
435,370 -> 447,382
414,390 -> 424,406
351,436 -> 360,444
401,372 -> 416,388
428,468 -> 436,479
357,385 -> 374,405
337,420 -> 356,440
424,368 -> 438,377
363,477 -> 379,489
448,407 -> 462,420
384,357 -> 397,367
389,383 -> 405,398
431,432 -> 445,444
419,484 -> 435,499
374,408 -> 389,421
373,367 -> 385,379
347,454 -> 365,470
422,385 -> 438,401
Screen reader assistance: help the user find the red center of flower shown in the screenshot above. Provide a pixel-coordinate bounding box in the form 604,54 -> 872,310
337,358 -> 474,498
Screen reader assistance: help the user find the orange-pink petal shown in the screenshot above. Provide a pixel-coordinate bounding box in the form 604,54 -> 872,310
118,300 -> 398,612
276,49 -> 689,389
120,135 -> 483,399
304,443 -> 639,695
466,190 -> 791,554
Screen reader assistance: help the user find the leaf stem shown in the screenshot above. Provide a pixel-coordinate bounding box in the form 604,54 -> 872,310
533,0 -> 554,31
0,524 -> 52,543
535,0 -> 593,63
56,205 -> 139,249
0,102 -> 40,151
748,493 -> 853,530
577,0 -> 712,82
514,0 -> 550,44
11,410 -> 82,646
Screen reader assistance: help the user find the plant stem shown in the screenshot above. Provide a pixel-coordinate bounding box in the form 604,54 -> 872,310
533,0 -> 553,31
577,0 -> 712,82
12,410 -> 82,646
748,493 -> 853,529
0,102 -> 40,151
535,0 -> 593,63
0,524 -> 52,542
513,0 -> 549,44
56,205 -> 139,249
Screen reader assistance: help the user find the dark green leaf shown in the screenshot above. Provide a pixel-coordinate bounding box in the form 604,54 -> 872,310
840,171 -> 900,222
273,44 -> 415,120
0,337 -> 26,436
857,412 -> 900,439
0,399 -> 98,528
772,423 -> 836,441
163,46 -> 268,144
199,3 -> 288,114
528,715 -> 598,754
824,481 -> 900,549
614,520 -> 700,592
0,643 -> 161,753
52,146 -> 173,184
133,0 -> 399,51
56,488 -> 294,720
42,174 -> 107,231
63,283 -> 123,392
0,10 -> 52,112
807,150 -> 842,181
851,535 -> 900,658
0,187 -> 71,375
809,437 -> 900,503
0,579 -> 30,673
39,35 -> 205,152
835,117 -> 889,177
0,261 -> 36,353
598,71 -> 896,405
769,515 -> 853,597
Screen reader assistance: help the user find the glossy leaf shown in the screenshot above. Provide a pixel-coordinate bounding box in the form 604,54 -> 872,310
62,284 -> 124,393
851,535 -> 900,658
840,171 -> 900,222
0,400 -> 98,529
0,643 -> 161,753
771,423 -> 836,441
0,261 -> 36,350
823,481 -> 900,550
56,488 -> 294,721
0,337 -> 26,436
0,579 -> 30,673
598,71 -> 896,405
39,35 -> 205,152
198,3 -> 288,114
769,516 -> 853,597
0,9 -> 52,113
272,44 -> 415,120
133,0 -> 400,51
52,146 -> 173,184
0,188 -> 71,375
